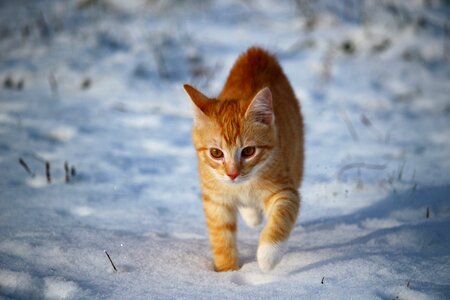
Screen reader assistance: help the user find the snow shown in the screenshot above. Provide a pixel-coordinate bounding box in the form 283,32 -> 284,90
1,0 -> 450,299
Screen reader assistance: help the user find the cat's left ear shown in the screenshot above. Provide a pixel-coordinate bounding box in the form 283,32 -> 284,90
183,84 -> 211,124
183,84 -> 210,112
245,87 -> 274,125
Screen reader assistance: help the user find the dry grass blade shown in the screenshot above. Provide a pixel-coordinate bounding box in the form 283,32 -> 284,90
104,250 -> 117,272
45,161 -> 51,184
64,161 -> 70,183
340,111 -> 358,142
19,158 -> 35,177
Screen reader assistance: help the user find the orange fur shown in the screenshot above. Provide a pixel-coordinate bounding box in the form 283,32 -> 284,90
184,47 -> 304,272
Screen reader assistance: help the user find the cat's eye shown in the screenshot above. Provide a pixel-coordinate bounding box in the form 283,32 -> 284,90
209,148 -> 224,159
241,146 -> 256,158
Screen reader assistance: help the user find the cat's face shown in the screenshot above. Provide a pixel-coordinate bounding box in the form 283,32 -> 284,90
184,85 -> 275,184
193,115 -> 275,184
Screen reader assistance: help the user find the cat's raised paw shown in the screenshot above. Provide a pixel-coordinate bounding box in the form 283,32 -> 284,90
257,242 -> 287,272
239,207 -> 262,228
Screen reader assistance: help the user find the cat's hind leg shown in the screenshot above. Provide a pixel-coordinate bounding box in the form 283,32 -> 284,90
238,206 -> 263,228
257,188 -> 300,272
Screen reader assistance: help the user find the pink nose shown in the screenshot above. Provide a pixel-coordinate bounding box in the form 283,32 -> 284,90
226,171 -> 239,180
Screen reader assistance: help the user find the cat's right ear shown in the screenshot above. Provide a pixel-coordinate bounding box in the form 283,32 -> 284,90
183,84 -> 210,124
245,87 -> 274,125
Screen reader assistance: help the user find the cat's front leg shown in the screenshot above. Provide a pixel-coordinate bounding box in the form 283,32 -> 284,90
257,188 -> 300,272
203,194 -> 239,272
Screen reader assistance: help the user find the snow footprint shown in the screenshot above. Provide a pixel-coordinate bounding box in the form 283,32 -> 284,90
230,272 -> 279,286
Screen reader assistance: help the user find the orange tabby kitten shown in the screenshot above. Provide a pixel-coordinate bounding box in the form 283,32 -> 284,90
183,47 -> 304,272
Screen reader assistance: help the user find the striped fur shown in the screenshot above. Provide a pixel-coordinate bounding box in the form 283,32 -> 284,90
184,47 -> 304,272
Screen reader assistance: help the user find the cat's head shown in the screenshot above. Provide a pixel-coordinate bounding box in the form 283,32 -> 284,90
184,84 -> 276,184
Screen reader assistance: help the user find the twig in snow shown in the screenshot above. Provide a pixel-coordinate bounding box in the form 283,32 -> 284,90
321,276 -> 325,284
18,158 -> 35,177
3,76 -> 14,89
45,161 -> 51,184
48,72 -> 58,97
340,111 -> 358,142
407,280 -> 410,288
426,207 -> 430,219
360,114 -> 383,141
153,46 -> 169,79
37,11 -> 50,38
17,79 -> 24,90
357,168 -> 364,190
320,44 -> 334,85
64,161 -> 70,183
71,166 -> 76,177
397,162 -> 405,181
104,250 -> 117,272
337,162 -> 387,180
360,113 -> 372,127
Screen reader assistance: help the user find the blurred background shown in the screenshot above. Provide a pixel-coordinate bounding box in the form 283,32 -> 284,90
1,0 -> 449,187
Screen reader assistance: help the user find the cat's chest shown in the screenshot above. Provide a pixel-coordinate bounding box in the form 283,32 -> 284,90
221,183 -> 267,208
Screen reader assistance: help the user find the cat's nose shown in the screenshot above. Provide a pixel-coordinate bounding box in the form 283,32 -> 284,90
226,171 -> 239,180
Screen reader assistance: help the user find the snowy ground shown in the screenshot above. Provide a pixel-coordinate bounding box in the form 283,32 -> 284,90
1,0 -> 450,299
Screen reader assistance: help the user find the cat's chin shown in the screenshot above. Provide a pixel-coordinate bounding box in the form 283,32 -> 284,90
223,176 -> 248,185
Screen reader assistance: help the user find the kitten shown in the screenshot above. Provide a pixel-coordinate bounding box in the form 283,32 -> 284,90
183,47 -> 304,272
